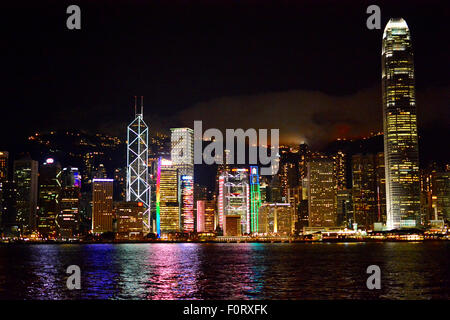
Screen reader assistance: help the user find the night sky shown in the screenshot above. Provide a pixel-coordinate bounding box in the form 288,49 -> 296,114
3,0 -> 449,153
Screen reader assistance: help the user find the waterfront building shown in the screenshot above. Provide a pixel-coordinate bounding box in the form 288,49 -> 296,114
126,97 -> 151,232
352,154 -> 377,230
180,175 -> 194,233
287,185 -> 302,232
431,171 -> 450,222
375,152 -> 387,224
114,201 -> 144,240
156,159 -> 179,235
336,189 -> 353,228
57,167 -> 81,239
196,199 -> 215,233
258,203 -> 294,235
92,178 -> 113,234
13,158 -> 38,234
223,215 -> 241,236
170,128 -> 194,178
249,166 -> 262,233
37,158 -> 61,239
218,168 -> 250,234
382,18 -> 420,229
307,159 -> 336,227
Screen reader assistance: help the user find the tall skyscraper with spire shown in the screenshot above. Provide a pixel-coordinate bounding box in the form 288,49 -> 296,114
127,97 -> 151,232
382,18 -> 420,229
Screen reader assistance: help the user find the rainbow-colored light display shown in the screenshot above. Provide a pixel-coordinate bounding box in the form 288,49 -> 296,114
250,166 -> 262,233
156,157 -> 162,237
180,175 -> 194,233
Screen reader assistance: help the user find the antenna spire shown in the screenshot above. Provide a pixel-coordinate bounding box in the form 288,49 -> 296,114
141,96 -> 144,115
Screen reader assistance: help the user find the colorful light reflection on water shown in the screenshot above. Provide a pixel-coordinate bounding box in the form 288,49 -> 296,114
0,242 -> 448,299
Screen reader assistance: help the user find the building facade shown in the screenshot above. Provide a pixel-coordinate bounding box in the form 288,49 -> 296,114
13,158 -> 38,234
92,178 -> 113,234
157,159 -> 179,235
58,167 -> 81,239
37,158 -> 61,239
307,159 -> 336,227
126,100 -> 151,232
218,168 -> 250,234
114,201 -> 144,240
382,18 -> 420,229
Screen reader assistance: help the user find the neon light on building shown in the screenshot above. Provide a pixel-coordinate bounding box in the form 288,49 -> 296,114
218,175 -> 224,230
220,170 -> 250,234
126,98 -> 151,233
250,166 -> 262,233
155,157 -> 161,237
180,175 -> 194,233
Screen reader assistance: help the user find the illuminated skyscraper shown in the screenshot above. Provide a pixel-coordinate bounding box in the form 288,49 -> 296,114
170,128 -> 194,178
92,178 -> 113,233
13,159 -> 38,234
196,200 -> 215,233
114,201 -> 144,240
375,152 -> 387,224
298,143 -> 310,182
431,171 -> 450,222
0,152 -> 7,182
258,203 -> 294,235
307,159 -> 336,227
57,167 -> 81,239
382,18 -> 420,229
180,175 -> 194,233
171,128 -> 194,233
219,168 -> 250,234
126,98 -> 151,232
249,166 -> 262,233
333,151 -> 346,191
0,152 -> 8,229
37,158 -> 61,239
156,159 -> 179,235
336,189 -> 353,228
351,154 -> 377,230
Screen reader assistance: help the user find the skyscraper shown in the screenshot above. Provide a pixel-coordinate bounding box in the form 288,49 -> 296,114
180,175 -> 194,233
126,98 -> 151,232
249,166 -> 262,233
431,171 -> 450,222
114,201 -> 144,240
196,200 -> 215,233
351,154 -> 377,230
258,203 -> 294,235
37,158 -> 61,239
307,159 -> 336,227
0,152 -> 8,230
92,178 -> 113,234
382,18 -> 420,229
57,167 -> 81,239
218,168 -> 250,234
171,128 -> 194,234
170,128 -> 194,178
156,159 -> 179,236
13,158 -> 38,234
333,151 -> 347,191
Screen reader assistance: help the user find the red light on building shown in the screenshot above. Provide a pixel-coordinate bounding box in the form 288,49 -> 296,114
138,202 -> 143,207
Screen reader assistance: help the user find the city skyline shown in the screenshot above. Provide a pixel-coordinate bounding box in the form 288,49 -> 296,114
0,4 -> 448,239
0,1 -> 449,303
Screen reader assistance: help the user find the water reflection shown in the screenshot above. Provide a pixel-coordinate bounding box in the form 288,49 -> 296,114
0,242 -> 448,299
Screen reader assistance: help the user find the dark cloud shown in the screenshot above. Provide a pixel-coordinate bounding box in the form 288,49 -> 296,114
175,86 -> 449,148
